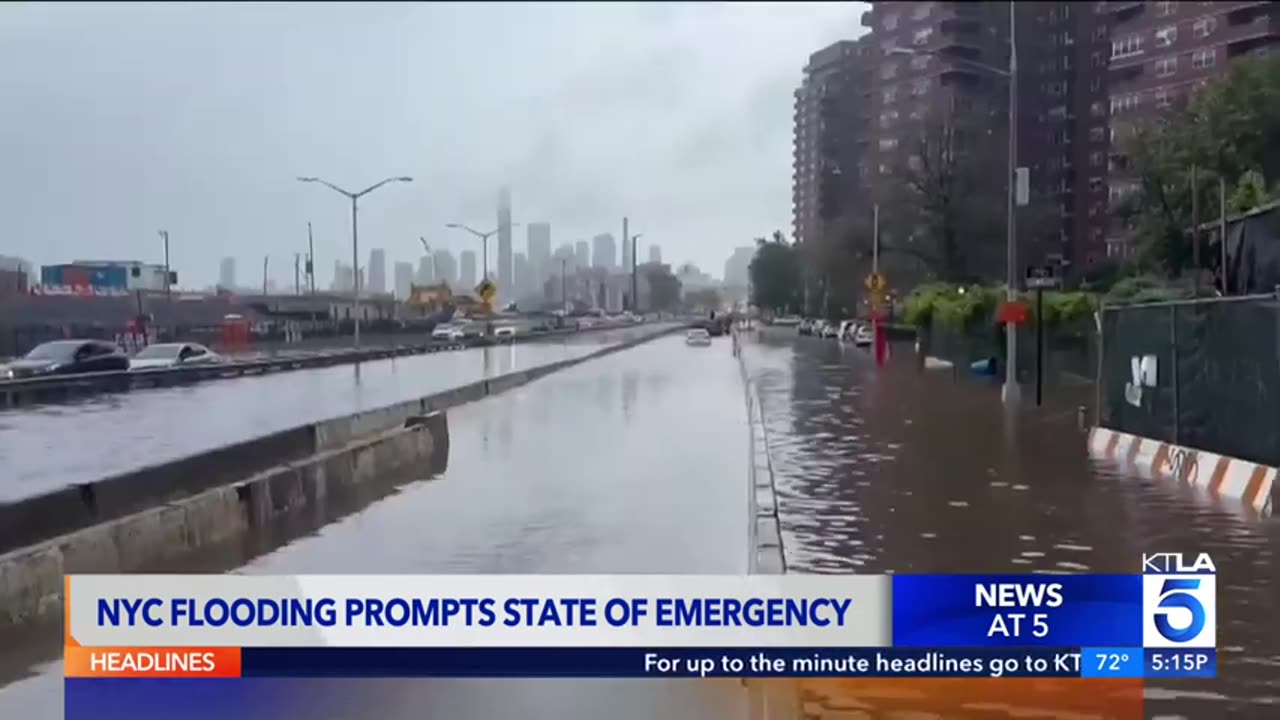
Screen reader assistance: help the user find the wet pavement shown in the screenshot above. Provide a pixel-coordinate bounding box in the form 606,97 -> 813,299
0,326 -> 667,502
742,329 -> 1279,719
0,332 -> 752,718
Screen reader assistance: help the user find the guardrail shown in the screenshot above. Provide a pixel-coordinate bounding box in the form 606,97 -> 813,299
0,322 -> 646,407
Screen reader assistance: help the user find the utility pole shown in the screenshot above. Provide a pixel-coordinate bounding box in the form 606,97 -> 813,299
262,255 -> 269,296
1190,166 -> 1200,296
295,253 -> 301,295
307,221 -> 316,295
561,257 -> 568,311
158,230 -> 171,338
1219,175 -> 1229,295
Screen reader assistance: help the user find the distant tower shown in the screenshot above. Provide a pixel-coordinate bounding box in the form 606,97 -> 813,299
497,186 -> 513,296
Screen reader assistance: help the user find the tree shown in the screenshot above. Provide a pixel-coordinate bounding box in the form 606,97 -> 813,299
748,232 -> 802,313
685,288 -> 721,312
1121,56 -> 1280,277
644,266 -> 681,311
879,106 -> 1008,284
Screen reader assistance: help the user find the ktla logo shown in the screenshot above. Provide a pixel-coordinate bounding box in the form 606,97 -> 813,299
1142,553 -> 1217,648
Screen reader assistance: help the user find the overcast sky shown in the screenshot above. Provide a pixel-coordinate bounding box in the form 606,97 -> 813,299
1,1 -> 866,287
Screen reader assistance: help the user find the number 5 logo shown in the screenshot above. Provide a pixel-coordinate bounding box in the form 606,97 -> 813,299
1154,579 -> 1205,643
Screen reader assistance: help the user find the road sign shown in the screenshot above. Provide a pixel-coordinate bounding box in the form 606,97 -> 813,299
1025,264 -> 1060,290
476,278 -> 497,303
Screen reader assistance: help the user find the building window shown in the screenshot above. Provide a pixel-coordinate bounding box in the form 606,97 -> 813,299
1155,88 -> 1173,108
1047,80 -> 1067,96
882,63 -> 898,79
910,53 -> 930,70
913,27 -> 934,46
879,110 -> 899,128
912,77 -> 931,96
882,85 -> 898,103
883,12 -> 899,31
1090,126 -> 1106,142
1094,25 -> 1108,41
1092,51 -> 1106,68
1156,1 -> 1177,17
1089,177 -> 1105,193
1061,31 -> 1074,46
909,108 -> 924,121
1090,151 -> 1105,167
1063,54 -> 1072,70
1155,25 -> 1178,47
1156,56 -> 1178,77
912,2 -> 933,20
1091,100 -> 1106,117
1049,105 -> 1068,119
879,137 -> 899,151
1192,48 -> 1216,69
1110,93 -> 1141,113
1193,16 -> 1216,37
1112,34 -> 1143,59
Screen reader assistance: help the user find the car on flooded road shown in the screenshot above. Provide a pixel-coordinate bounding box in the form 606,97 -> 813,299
2,340 -> 130,379
129,342 -> 223,370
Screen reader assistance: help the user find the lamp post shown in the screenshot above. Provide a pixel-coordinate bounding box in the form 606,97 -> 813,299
297,175 -> 413,350
445,222 -> 522,283
888,11 -> 1020,406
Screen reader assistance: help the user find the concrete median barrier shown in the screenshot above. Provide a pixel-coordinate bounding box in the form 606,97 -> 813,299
0,323 -> 681,627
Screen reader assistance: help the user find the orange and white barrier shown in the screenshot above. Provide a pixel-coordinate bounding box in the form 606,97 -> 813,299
1088,427 -> 1274,514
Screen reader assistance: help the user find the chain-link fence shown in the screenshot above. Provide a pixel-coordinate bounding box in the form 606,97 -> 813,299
1099,293 -> 1280,466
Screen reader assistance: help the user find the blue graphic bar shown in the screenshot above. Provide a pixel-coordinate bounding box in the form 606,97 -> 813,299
1144,648 -> 1217,679
236,647 -> 1086,678
1080,647 -> 1144,678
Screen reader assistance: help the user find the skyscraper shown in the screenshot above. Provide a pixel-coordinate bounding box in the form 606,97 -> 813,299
434,250 -> 458,287
417,255 -> 434,285
621,221 -> 633,274
724,247 -> 754,289
648,245 -> 662,264
497,186 -> 513,296
367,249 -> 386,294
514,252 -> 531,299
460,250 -> 477,289
394,261 -> 414,299
331,260 -> 353,292
526,222 -> 551,291
574,241 -> 590,269
592,233 -> 617,269
218,257 -> 236,290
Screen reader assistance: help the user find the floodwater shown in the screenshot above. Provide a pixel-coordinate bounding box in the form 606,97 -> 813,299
0,325 -> 668,502
742,329 -> 1279,719
0,333 -> 751,718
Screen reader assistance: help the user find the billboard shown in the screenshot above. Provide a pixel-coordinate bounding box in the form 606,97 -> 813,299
41,264 -> 129,290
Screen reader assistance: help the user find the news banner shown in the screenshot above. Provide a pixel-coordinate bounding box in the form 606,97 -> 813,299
64,554 -> 1215,682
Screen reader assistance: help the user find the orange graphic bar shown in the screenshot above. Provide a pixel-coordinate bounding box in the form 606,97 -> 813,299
64,647 -> 242,678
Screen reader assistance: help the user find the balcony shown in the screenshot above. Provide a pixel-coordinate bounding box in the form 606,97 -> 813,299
937,29 -> 984,52
1105,2 -> 1144,21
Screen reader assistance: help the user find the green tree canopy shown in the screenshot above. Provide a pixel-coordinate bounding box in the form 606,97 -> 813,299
748,232 -> 802,313
644,266 -> 681,311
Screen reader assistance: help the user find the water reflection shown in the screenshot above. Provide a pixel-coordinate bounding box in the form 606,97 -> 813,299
742,331 -> 1280,717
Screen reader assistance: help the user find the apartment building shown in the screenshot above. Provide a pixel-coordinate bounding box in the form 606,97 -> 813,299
1106,0 -> 1280,255
791,39 -> 867,248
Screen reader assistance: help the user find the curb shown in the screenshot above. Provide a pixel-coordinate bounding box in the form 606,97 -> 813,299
1087,427 -> 1275,515
735,328 -> 797,720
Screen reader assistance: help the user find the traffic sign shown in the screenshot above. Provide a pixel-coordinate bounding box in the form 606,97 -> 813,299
865,272 -> 888,293
476,278 -> 497,303
1025,264 -> 1060,290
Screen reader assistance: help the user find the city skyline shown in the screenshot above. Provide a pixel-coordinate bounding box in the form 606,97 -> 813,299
1,3 -> 858,289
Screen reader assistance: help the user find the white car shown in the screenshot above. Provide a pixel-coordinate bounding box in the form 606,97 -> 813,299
432,324 -> 465,340
129,342 -> 222,370
685,328 -> 712,346
853,324 -> 874,346
493,325 -> 518,338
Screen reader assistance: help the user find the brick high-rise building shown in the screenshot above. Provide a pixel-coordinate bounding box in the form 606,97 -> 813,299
1105,0 -> 1280,257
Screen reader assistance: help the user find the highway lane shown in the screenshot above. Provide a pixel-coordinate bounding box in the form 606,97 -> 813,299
0,332 -> 752,719
0,325 -> 668,503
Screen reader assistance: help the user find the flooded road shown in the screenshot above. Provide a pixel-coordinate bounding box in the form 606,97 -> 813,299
0,326 -> 666,502
743,329 -> 1279,719
0,333 -> 751,718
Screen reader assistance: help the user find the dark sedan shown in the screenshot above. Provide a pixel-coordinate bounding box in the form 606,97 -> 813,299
2,340 -> 130,379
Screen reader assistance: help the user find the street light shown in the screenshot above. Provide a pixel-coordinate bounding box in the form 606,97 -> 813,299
297,175 -> 412,350
886,5 -> 1020,407
444,222 -> 521,283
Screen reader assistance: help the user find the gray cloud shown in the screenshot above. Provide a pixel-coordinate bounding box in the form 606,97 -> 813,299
0,1 -> 865,285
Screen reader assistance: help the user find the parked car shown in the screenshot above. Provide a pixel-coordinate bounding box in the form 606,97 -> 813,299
685,328 -> 712,346
837,320 -> 859,341
853,324 -> 874,346
798,319 -> 814,336
2,339 -> 130,379
773,315 -> 802,327
432,324 -> 465,340
129,342 -> 223,370
493,325 -> 518,338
